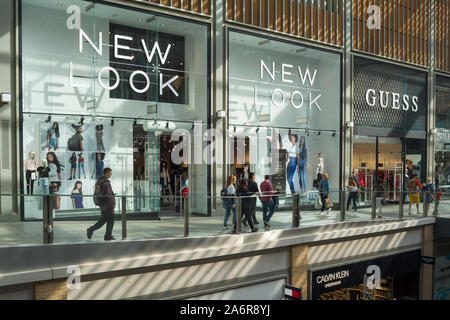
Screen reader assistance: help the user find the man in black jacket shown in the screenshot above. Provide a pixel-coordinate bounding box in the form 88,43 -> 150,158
87,168 -> 116,241
242,172 -> 259,226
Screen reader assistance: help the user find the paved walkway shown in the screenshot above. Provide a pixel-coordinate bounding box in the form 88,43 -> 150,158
0,200 -> 448,247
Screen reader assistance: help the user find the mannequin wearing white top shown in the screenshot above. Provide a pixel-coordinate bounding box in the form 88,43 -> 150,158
25,152 -> 38,194
317,153 -> 325,175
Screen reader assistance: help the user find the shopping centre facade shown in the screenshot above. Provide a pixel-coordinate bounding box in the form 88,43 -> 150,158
0,0 -> 450,300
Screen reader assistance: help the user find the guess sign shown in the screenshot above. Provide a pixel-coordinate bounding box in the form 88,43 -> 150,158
365,89 -> 419,112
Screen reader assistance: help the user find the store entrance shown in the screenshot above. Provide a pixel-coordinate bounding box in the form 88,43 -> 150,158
132,124 -> 188,217
353,136 -> 426,204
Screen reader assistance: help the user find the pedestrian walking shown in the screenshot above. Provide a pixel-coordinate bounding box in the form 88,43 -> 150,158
260,175 -> 276,228
223,175 -> 237,230
318,173 -> 331,217
242,172 -> 259,226
235,179 -> 258,233
87,168 -> 116,241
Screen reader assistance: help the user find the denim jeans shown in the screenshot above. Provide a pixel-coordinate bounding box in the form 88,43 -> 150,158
262,200 -> 275,223
299,159 -> 307,192
39,178 -> 50,195
78,162 -> 85,178
224,199 -> 236,227
287,157 -> 297,194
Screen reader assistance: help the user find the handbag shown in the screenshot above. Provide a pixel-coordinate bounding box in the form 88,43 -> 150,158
325,196 -> 333,209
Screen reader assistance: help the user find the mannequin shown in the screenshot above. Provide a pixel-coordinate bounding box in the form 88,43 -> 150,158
24,152 -> 38,194
316,152 -> 325,175
37,159 -> 50,195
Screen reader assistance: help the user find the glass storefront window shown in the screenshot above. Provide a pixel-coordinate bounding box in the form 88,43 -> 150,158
21,0 -> 210,219
228,30 -> 341,207
435,76 -> 450,198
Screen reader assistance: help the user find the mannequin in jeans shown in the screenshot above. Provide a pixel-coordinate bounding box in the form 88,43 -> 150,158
37,159 -> 50,195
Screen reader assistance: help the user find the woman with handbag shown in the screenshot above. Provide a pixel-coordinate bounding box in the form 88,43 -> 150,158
346,177 -> 359,216
318,173 -> 331,217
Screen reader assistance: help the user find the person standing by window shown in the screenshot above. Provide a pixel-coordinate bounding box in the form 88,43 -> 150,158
96,124 -> 105,152
297,135 -> 307,193
422,178 -> 435,216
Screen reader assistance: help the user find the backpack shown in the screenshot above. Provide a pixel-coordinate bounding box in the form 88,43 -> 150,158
68,134 -> 81,151
93,180 -> 106,206
220,187 -> 228,201
407,180 -> 417,191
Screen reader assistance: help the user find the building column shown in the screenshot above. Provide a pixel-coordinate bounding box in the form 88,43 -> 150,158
290,244 -> 308,300
212,0 -> 227,215
343,1 -> 353,192
427,0 -> 436,185
421,225 -> 434,300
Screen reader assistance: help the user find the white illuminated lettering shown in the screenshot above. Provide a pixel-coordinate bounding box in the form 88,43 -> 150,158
160,73 -> 179,97
298,66 -> 317,86
69,62 -> 89,88
366,89 -> 376,107
271,88 -> 285,107
290,91 -> 304,109
97,66 -> 120,90
412,96 -> 419,112
281,64 -> 293,83
392,93 -> 400,109
79,28 -> 102,56
379,91 -> 389,108
260,60 -> 275,81
402,95 -> 410,111
114,34 -> 133,60
129,70 -> 150,93
141,40 -> 172,65
309,93 -> 322,111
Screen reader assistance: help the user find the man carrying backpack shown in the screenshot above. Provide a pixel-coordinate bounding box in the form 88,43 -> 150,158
87,168 -> 116,241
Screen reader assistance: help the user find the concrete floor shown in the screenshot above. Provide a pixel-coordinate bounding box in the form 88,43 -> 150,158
0,200 -> 447,247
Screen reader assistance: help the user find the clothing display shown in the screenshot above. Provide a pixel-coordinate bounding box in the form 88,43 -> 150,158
96,125 -> 105,152
25,153 -> 38,194
317,156 -> 324,174
78,154 -> 86,179
37,165 -> 50,195
298,144 -> 307,192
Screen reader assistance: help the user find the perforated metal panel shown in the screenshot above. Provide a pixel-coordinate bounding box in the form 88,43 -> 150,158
353,57 -> 427,132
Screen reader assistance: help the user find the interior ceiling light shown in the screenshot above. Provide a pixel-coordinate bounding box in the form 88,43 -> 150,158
137,19 -> 143,22
56,3 -> 63,7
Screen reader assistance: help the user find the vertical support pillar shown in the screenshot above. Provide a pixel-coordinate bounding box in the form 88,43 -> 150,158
342,0 -> 353,202
290,244 -> 308,300
236,197 -> 241,233
420,224 -> 434,300
184,196 -> 189,237
428,0 -> 436,188
213,0 -> 226,217
121,196 -> 127,240
292,193 -> 299,228
42,195 -> 53,244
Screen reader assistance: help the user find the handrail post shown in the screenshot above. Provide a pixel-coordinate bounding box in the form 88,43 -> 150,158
184,196 -> 189,237
236,197 -> 241,234
122,196 -> 127,240
340,190 -> 345,222
399,190 -> 404,219
371,189 -> 376,220
292,194 -> 299,228
43,195 -> 53,244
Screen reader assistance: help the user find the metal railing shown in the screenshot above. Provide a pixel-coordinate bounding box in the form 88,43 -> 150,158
0,188 -> 445,245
